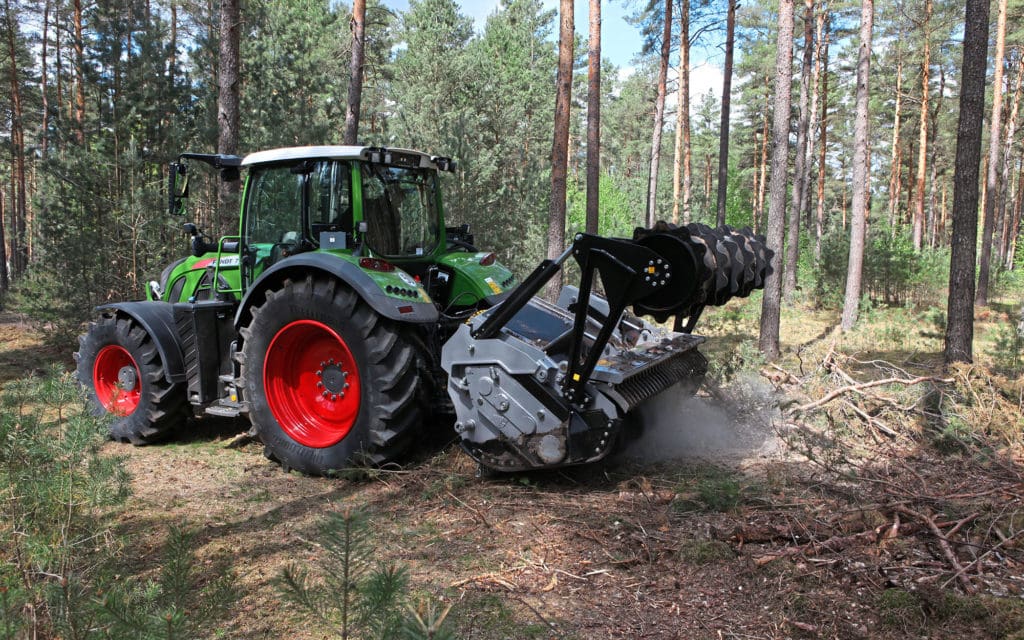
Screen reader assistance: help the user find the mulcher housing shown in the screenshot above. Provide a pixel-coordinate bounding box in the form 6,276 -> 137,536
75,145 -> 772,476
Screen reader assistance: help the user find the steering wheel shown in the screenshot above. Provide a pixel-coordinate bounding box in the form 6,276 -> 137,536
268,231 -> 300,266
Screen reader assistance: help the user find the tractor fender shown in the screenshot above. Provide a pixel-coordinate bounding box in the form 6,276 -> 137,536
235,253 -> 439,330
95,301 -> 186,384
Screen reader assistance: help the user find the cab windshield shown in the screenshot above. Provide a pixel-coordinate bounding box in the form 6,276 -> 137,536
361,164 -> 440,258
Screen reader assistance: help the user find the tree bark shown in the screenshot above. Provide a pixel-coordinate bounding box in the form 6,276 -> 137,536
911,0 -> 931,251
646,0 -> 673,227
997,52 -> 1022,266
217,0 -> 241,235
715,0 -> 736,228
547,0 -> 573,299
814,13 -> 829,261
944,0 -> 990,364
757,76 -> 770,235
887,53 -> 903,232
758,0 -> 795,360
927,67 -> 945,248
840,0 -> 873,331
671,0 -> 690,225
975,0 -> 1007,307
0,184 -> 7,294
1008,156 -> 1023,269
585,0 -> 600,235
343,0 -> 366,145
803,3 -> 822,229
783,0 -> 814,299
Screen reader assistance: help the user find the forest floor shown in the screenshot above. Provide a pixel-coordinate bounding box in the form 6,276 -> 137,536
2,294 -> 1024,639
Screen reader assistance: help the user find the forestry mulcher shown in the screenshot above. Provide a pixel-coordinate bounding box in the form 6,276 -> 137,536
76,146 -> 772,475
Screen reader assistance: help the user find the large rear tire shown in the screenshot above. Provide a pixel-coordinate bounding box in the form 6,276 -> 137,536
239,275 -> 425,475
75,314 -> 188,443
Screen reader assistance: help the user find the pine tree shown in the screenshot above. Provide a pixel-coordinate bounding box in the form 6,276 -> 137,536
944,0 -> 991,364
840,0 -> 874,331
759,0 -> 795,360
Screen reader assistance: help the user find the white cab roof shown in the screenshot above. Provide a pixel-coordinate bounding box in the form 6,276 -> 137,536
241,145 -> 439,168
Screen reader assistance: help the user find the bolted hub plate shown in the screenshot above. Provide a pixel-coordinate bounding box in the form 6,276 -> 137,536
321,364 -> 349,395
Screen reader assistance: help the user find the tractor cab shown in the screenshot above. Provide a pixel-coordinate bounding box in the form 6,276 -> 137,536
239,146 -> 445,274
157,146 -> 515,315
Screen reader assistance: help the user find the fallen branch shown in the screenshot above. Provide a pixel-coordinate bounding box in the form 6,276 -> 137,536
751,522 -> 920,566
895,506 -> 974,593
446,491 -> 492,529
841,399 -> 899,438
789,375 -> 953,415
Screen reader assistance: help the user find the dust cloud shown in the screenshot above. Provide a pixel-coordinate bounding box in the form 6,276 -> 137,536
617,372 -> 783,464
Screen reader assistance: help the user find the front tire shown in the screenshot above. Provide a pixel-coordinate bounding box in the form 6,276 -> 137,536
75,314 -> 187,443
239,275 -> 425,475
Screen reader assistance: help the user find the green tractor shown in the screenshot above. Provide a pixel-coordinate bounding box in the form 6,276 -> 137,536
76,145 -> 772,475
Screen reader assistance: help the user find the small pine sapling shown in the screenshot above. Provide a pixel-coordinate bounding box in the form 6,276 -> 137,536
277,507 -> 453,640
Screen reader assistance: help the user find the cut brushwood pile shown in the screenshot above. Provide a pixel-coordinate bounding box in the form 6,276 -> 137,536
731,348 -> 1024,601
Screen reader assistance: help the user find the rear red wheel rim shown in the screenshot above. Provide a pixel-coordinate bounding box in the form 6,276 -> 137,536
263,319 -> 362,448
93,345 -> 141,416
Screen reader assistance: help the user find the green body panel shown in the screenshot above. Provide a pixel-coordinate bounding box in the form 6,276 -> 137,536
434,251 -> 517,306
154,253 -> 243,303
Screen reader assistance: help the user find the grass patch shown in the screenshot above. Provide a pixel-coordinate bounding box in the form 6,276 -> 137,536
679,539 -> 734,564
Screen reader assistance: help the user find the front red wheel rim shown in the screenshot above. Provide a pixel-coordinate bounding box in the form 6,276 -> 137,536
263,319 -> 362,448
93,345 -> 141,416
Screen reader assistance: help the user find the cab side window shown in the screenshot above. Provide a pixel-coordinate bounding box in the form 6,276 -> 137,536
309,161 -> 352,234
246,167 -> 303,246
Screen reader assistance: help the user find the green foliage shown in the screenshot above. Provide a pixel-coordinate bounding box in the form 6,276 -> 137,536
813,226 -> 950,310
0,368 -> 130,638
678,540 -> 735,564
987,311 -> 1024,376
241,0 -> 355,149
697,474 -> 742,512
277,507 -> 453,639
99,525 -> 237,639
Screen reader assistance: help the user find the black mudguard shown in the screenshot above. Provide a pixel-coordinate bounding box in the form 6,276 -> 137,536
94,301 -> 186,384
234,253 -> 439,330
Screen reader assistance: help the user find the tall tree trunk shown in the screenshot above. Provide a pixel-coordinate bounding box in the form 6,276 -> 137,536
73,0 -> 85,144
55,3 -> 62,128
40,0 -> 50,159
547,0 -> 573,299
758,0 -> 795,361
975,0 -> 1008,306
840,0 -> 873,331
671,0 -> 690,225
169,0 -> 177,75
927,67 -> 945,248
945,0 -> 990,363
343,0 -> 366,145
803,3 -> 822,228
997,52 -> 1022,266
911,0 -> 931,250
4,0 -> 27,277
217,0 -> 241,235
585,0 -> 600,234
715,0 -> 736,228
814,13 -> 829,261
757,76 -> 770,235
0,185 -> 7,294
887,53 -> 903,231
645,0 -> 673,227
1008,156 -> 1024,268
682,47 -> 693,224
783,0 -> 814,299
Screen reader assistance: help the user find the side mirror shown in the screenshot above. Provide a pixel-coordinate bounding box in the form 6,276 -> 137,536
167,162 -> 189,216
